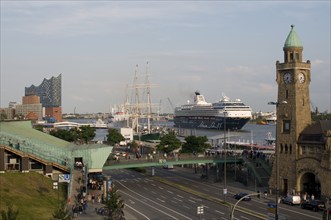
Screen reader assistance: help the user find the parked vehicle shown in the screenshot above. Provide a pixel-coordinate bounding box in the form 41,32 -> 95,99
233,192 -> 251,201
280,195 -> 301,205
301,200 -> 326,212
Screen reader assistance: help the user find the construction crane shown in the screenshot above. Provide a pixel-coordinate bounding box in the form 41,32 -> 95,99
167,97 -> 175,112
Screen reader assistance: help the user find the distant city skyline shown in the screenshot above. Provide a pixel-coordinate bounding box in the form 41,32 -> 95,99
1,1 -> 330,114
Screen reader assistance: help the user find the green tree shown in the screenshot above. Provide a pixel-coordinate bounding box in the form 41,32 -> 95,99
1,204 -> 19,220
50,129 -> 76,142
181,135 -> 210,153
107,128 -> 125,145
104,186 -> 125,220
156,133 -> 181,154
78,126 -> 96,144
52,200 -> 72,220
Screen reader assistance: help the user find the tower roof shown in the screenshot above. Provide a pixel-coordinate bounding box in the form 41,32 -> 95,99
284,25 -> 303,48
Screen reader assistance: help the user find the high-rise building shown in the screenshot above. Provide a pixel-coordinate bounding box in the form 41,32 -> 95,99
25,74 -> 62,122
25,74 -> 62,107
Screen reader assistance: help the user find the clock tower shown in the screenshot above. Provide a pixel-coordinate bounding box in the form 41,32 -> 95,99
270,25 -> 312,194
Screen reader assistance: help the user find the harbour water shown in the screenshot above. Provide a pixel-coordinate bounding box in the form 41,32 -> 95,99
98,123 -> 274,146
67,118 -> 275,145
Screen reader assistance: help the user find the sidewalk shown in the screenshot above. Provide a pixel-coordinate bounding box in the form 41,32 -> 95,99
73,189 -> 138,220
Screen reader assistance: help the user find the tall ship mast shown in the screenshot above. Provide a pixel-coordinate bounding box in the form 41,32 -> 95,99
111,62 -> 159,134
174,91 -> 252,130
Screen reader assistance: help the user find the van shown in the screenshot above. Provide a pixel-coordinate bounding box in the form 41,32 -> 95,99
281,195 -> 301,205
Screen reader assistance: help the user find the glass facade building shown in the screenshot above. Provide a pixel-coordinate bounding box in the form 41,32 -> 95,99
25,74 -> 62,107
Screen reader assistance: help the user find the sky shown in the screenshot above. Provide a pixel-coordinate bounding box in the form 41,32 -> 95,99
1,1 -> 330,114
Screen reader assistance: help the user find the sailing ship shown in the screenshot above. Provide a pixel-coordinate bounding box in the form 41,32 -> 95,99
111,62 -> 162,141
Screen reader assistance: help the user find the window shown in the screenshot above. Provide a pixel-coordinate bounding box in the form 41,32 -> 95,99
283,120 -> 291,133
295,52 -> 299,61
286,90 -> 288,99
290,52 -> 294,62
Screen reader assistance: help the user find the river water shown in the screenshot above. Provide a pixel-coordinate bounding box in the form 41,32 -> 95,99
68,119 -> 275,145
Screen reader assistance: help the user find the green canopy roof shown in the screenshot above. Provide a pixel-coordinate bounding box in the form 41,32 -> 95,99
284,25 -> 303,48
0,120 -> 112,172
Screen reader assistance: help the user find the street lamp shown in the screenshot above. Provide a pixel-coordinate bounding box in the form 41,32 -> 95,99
268,100 -> 287,220
223,112 -> 227,202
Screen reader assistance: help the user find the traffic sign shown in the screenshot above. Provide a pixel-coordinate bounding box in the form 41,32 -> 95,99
58,174 -> 70,183
197,206 -> 204,214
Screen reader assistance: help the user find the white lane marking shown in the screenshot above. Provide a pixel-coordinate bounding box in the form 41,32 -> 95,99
117,182 -> 192,220
183,205 -> 191,209
125,204 -> 151,220
280,206 -> 320,219
215,210 -> 224,215
143,187 -> 148,190
158,186 -> 164,190
167,190 -> 174,194
221,217 -> 227,220
129,199 -> 135,204
176,195 -> 184,198
239,216 -> 250,220
157,198 -> 165,203
151,191 -> 157,194
174,198 -> 182,202
160,195 -> 166,199
151,183 -> 156,187
189,196 -> 202,201
188,199 -> 196,203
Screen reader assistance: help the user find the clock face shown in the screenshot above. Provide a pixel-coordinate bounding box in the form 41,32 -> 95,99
283,72 -> 293,84
298,73 -> 305,83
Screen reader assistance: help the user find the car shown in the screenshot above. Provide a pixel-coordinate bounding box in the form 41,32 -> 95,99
280,195 -> 301,206
301,200 -> 326,212
233,192 -> 251,201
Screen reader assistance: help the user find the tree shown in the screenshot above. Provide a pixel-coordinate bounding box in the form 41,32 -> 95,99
1,204 -> 19,220
52,200 -> 72,220
156,133 -> 181,154
104,186 -> 125,220
50,129 -> 76,142
107,128 -> 125,145
181,135 -> 210,153
78,126 -> 96,144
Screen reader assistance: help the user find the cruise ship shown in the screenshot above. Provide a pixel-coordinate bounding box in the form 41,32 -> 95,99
174,91 -> 252,130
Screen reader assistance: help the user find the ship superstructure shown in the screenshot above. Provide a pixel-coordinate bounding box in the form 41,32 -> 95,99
174,91 -> 252,130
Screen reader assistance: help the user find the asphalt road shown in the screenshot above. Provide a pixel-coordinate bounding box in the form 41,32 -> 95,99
103,166 -> 324,220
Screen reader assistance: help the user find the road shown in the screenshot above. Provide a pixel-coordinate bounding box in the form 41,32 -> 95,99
103,166 -> 323,220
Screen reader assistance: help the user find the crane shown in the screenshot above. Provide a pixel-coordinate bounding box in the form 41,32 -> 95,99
167,97 -> 175,112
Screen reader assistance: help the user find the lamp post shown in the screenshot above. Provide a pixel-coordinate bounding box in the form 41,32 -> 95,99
268,101 -> 287,220
223,112 -> 227,202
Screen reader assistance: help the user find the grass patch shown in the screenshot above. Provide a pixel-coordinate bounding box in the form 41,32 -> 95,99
0,172 -> 67,220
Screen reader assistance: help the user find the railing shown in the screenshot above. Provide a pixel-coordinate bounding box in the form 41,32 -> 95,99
104,153 -> 243,167
0,135 -> 68,168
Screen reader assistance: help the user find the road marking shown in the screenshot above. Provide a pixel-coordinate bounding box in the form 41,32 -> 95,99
158,186 -> 164,190
129,199 -> 135,204
125,204 -> 151,220
161,195 -> 166,199
151,191 -> 157,194
117,183 -> 192,220
174,197 -> 182,202
176,195 -> 184,198
215,210 -> 224,215
188,199 -> 196,203
157,198 -> 165,203
189,196 -> 202,201
240,216 -> 250,220
167,190 -> 174,194
151,183 -> 156,187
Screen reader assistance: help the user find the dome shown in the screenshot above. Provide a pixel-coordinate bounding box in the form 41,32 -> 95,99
284,25 -> 303,48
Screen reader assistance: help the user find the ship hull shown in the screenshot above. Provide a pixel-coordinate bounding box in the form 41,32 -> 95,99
173,116 -> 250,130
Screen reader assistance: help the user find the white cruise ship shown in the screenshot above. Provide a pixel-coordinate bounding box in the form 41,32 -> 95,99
174,91 -> 252,130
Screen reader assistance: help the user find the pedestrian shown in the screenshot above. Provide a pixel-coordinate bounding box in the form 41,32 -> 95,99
311,194 -> 315,200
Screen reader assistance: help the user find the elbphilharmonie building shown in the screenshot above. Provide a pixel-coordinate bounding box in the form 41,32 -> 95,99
25,74 -> 62,122
25,74 -> 62,108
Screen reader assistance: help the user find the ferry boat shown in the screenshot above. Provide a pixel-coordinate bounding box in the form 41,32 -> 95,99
174,91 -> 252,130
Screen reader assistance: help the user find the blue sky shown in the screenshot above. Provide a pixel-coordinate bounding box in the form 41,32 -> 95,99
1,1 -> 330,114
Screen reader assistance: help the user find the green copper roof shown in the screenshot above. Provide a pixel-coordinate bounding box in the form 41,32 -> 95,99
284,25 -> 303,48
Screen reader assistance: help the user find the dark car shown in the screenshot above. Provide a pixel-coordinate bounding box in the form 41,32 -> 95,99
301,200 -> 326,212
233,192 -> 251,201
